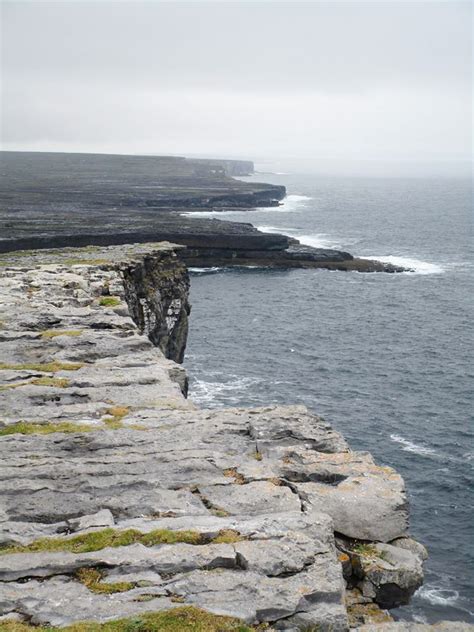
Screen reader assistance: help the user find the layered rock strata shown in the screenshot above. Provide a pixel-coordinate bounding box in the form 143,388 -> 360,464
0,244 -> 456,631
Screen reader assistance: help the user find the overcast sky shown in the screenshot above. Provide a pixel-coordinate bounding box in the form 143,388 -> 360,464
1,1 -> 472,174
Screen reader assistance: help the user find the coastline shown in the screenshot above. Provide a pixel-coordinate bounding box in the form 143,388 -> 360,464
0,151 -> 408,273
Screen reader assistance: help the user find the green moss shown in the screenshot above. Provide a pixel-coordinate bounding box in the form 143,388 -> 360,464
76,568 -> 135,595
40,330 -> 82,339
0,527 -> 247,556
0,362 -> 84,372
99,296 -> 121,307
0,422 -> 94,437
0,606 -> 257,631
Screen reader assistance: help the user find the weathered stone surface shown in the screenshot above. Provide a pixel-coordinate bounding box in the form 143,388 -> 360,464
356,624 -> 474,632
354,544 -> 424,608
289,451 -> 408,542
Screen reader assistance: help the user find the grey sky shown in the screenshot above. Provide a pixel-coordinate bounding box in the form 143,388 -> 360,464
1,1 -> 472,172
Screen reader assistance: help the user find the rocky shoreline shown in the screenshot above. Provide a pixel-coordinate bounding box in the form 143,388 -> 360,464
0,242 -> 469,631
0,152 -> 407,273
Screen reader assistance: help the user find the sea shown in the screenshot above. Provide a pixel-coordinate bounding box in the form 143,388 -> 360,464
182,170 -> 473,624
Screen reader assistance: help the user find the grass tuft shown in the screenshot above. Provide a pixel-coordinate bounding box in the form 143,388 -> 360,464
102,406 -> 130,429
99,296 -> 121,307
0,381 -> 30,391
211,529 -> 244,544
76,568 -> 135,594
0,527 -> 246,556
0,606 -> 259,631
30,377 -> 70,388
0,362 -> 84,372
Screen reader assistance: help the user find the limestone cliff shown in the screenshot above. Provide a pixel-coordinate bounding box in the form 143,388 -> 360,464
0,243 -> 467,631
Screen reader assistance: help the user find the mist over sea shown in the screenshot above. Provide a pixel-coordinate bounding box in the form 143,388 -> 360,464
183,171 -> 473,624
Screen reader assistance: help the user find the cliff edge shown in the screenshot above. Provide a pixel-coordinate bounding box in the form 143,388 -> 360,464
0,243 -> 459,631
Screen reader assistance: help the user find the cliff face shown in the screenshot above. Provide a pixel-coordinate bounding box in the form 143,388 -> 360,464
0,243 -> 435,631
121,247 -> 190,364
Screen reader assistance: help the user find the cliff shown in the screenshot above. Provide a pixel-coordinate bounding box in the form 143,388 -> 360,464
0,243 -> 463,631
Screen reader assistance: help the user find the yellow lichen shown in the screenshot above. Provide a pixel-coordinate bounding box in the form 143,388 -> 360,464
40,330 -> 82,339
30,377 -> 70,388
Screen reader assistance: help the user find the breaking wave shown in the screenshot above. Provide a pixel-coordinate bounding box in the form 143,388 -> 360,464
364,256 -> 444,275
416,585 -> 460,607
256,225 -> 353,250
390,434 -> 438,457
189,375 -> 262,407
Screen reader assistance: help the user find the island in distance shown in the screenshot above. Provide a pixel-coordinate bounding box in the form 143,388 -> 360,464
0,151 -> 408,272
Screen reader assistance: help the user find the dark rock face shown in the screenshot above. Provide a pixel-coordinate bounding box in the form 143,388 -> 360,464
121,250 -> 190,363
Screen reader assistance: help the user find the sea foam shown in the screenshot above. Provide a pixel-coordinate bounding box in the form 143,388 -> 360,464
364,256 -> 444,275
390,434 -> 438,457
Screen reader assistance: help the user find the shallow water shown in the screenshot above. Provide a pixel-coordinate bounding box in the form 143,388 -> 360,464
184,173 -> 473,623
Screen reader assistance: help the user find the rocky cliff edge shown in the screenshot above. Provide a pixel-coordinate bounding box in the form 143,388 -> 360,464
0,244 -> 468,631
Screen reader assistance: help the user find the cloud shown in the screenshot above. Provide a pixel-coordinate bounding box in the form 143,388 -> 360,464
1,1 -> 472,169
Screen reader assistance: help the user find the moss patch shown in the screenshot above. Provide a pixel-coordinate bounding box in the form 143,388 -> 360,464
41,330 -> 82,339
102,406 -> 130,429
0,421 -> 94,437
0,526 -> 246,556
76,568 -> 135,595
211,529 -> 244,544
0,362 -> 84,372
99,296 -> 121,307
0,607 -> 258,631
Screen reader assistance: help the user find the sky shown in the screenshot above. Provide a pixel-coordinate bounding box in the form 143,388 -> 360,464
1,1 -> 472,175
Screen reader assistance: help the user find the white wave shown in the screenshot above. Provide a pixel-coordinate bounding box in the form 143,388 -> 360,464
267,194 -> 312,213
189,376 -> 259,406
188,267 -> 222,274
297,233 -> 347,249
390,434 -> 438,457
364,256 -> 444,275
256,225 -> 347,250
180,210 -> 224,218
416,585 -> 460,606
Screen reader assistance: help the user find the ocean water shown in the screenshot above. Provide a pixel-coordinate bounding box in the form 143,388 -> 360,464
183,172 -> 473,624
